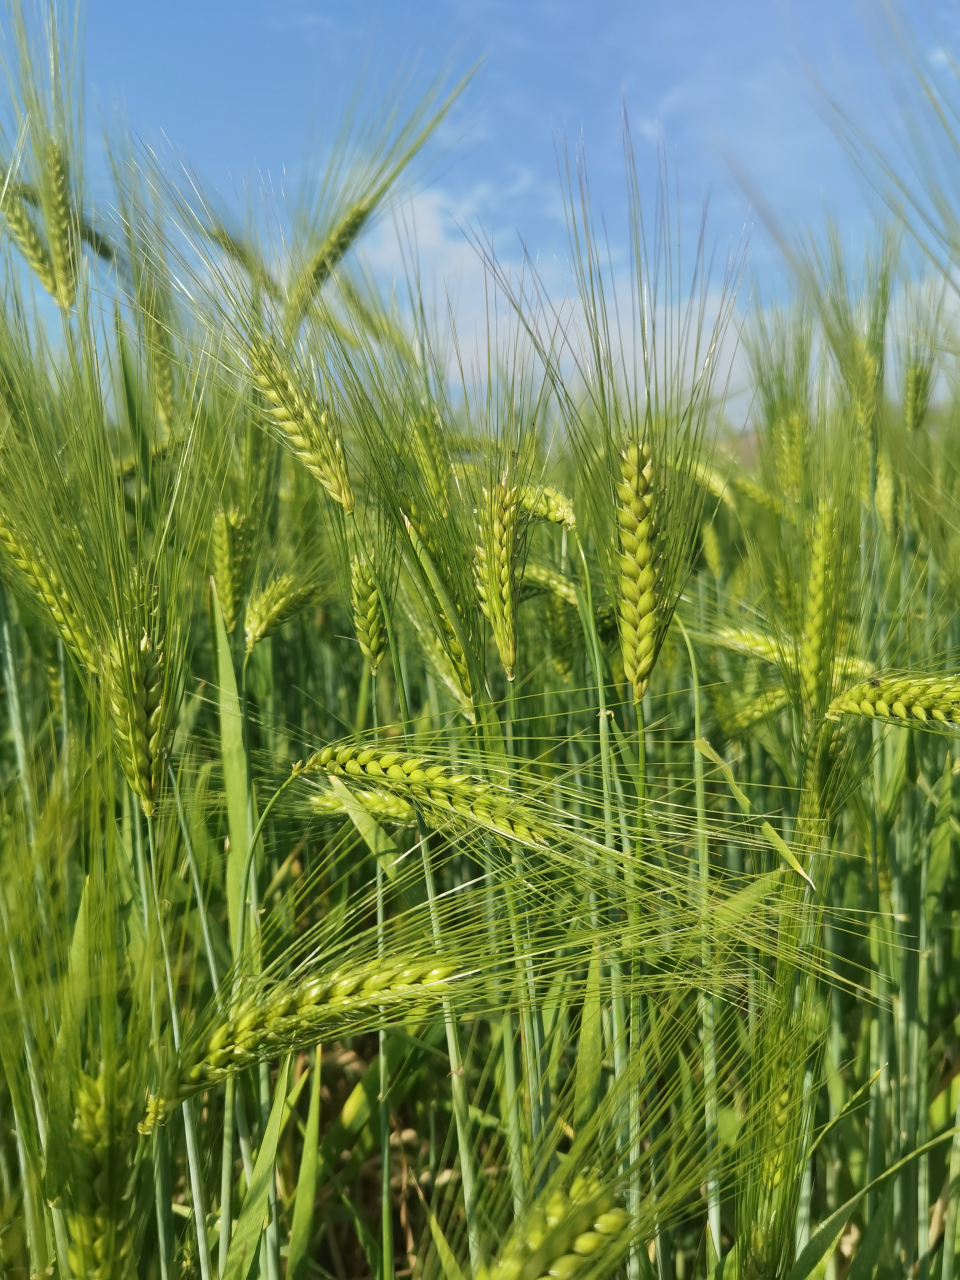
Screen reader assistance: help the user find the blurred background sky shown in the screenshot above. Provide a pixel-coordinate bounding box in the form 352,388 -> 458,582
81,0 -> 958,324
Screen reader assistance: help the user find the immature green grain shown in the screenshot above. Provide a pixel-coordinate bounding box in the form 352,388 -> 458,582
245,572 -> 315,655
44,136 -> 76,312
404,515 -> 473,698
743,1086 -> 794,1280
106,628 -> 168,816
616,440 -> 658,704
829,673 -> 960,726
212,506 -> 252,635
728,688 -> 790,735
519,485 -> 576,530
350,555 -> 385,674
154,956 -> 458,1111
311,786 -> 414,823
475,1174 -> 628,1280
249,331 -> 354,512
65,1064 -> 138,1280
799,498 -> 830,721
475,477 -> 521,680
286,198 -> 376,330
313,742 -> 552,847
904,359 -> 932,433
144,312 -> 175,432
0,188 -> 56,295
0,519 -> 95,667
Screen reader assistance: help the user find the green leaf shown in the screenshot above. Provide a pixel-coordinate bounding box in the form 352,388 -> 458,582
574,947 -> 602,1133
288,1047 -> 322,1280
340,1190 -> 382,1280
928,752 -> 954,929
845,1182 -> 893,1279
221,1057 -> 291,1280
212,581 -> 250,954
414,1179 -> 467,1280
695,736 -> 814,889
329,775 -> 399,881
786,1187 -> 865,1280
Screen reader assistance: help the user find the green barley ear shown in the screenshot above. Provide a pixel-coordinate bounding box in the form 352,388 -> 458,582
212,506 -> 252,635
798,497 -> 830,724
829,672 -> 960,727
0,517 -> 96,668
904,358 -> 932,433
475,475 -> 523,680
106,623 -> 169,817
42,134 -> 77,312
519,484 -> 576,530
350,555 -> 385,674
475,1173 -> 628,1280
617,440 -> 657,704
249,329 -> 354,512
165,954 -> 461,1101
245,571 -> 316,655
0,182 -> 57,296
144,302 -> 176,433
65,1064 -> 139,1280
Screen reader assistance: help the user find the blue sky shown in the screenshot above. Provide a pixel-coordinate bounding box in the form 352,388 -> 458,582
80,0 -> 957,315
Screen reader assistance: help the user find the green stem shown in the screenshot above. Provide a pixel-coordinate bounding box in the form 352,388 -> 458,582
360,531 -> 481,1271
676,618 -> 721,1263
146,816 -> 214,1280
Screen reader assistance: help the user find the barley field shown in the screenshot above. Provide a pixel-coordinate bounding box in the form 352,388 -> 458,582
0,5 -> 959,1280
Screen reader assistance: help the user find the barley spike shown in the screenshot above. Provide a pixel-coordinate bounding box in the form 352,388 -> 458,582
245,572 -> 315,654
65,1064 -> 139,1280
475,1173 -> 628,1280
249,331 -> 354,511
520,484 -> 576,530
616,440 -> 658,703
44,136 -> 77,312
828,673 -> 960,727
309,741 -> 553,847
799,498 -> 830,721
475,477 -> 521,679
351,555 -> 385,674
0,519 -> 95,668
153,954 -> 458,1113
0,189 -> 57,295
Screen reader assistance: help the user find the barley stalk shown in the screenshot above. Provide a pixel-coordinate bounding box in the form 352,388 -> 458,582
616,441 -> 658,704
351,555 -> 385,674
249,331 -> 354,512
475,477 -> 521,680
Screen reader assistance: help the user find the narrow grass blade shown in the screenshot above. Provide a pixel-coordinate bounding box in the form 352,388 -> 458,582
288,1047 -> 322,1280
221,1058 -> 291,1280
212,581 -> 250,955
695,736 -> 815,889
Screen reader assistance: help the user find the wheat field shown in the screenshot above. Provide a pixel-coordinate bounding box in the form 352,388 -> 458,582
0,5 -> 958,1280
